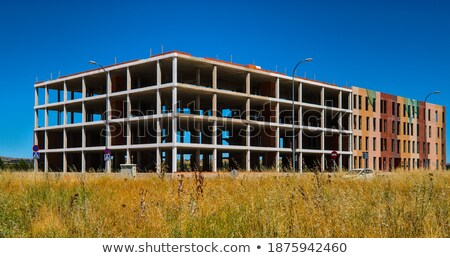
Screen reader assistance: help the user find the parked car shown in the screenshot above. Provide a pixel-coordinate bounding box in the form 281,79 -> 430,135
344,168 -> 375,179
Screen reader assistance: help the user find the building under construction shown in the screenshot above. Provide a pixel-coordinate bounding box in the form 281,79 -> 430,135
33,51 -> 445,173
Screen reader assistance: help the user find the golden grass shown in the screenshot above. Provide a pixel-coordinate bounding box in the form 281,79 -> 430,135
0,171 -> 449,238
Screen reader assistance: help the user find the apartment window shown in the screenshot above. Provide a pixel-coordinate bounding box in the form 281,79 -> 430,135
403,122 -> 406,135
417,124 -> 420,136
353,95 -> 357,109
403,141 -> 406,153
428,143 -> 430,154
429,126 -> 432,137
373,100 -> 376,112
397,140 -> 400,153
407,123 -> 410,135
423,143 -> 426,154
358,95 -> 362,110
373,137 -> 376,151
365,137 -> 369,151
408,141 -> 411,153
366,117 -> 370,131
428,109 -> 430,121
359,136 -> 362,150
437,127 -> 440,138
417,142 -> 420,154
353,115 -> 357,129
412,141 -> 415,153
373,118 -> 376,131
410,123 -> 413,136
392,102 -> 395,116
380,100 -> 383,113
403,104 -> 406,117
416,107 -> 419,119
391,139 -> 395,152
392,121 -> 396,133
436,111 -> 438,122
365,97 -> 369,111
353,136 -> 357,150
379,119 -> 383,132
358,116 -> 362,130
442,144 -> 445,155
384,100 -> 387,114
396,103 -> 400,117
436,143 -> 438,155
384,120 -> 387,133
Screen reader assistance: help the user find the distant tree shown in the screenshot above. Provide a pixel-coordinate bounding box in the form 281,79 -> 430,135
0,158 -> 4,170
17,160 -> 30,171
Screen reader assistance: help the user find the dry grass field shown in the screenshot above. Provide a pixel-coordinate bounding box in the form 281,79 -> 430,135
0,170 -> 449,238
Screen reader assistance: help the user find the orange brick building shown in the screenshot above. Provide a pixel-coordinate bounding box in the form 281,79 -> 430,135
352,86 -> 446,171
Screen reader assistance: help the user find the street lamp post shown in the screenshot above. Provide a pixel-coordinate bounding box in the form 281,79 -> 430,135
423,90 -> 440,169
88,61 -> 110,172
292,58 -> 313,173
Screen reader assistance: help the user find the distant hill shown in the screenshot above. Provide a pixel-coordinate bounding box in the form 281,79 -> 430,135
0,156 -> 32,165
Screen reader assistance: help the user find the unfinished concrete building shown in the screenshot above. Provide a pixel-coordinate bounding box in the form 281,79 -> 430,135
34,51 -> 353,173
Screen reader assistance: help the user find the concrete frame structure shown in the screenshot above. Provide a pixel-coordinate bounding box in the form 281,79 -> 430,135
34,51 -> 353,173
352,86 -> 446,171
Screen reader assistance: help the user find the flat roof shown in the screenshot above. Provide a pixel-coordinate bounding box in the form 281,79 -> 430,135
34,50 -> 351,92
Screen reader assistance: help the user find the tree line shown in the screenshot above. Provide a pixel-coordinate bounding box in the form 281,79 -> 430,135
0,158 -> 31,171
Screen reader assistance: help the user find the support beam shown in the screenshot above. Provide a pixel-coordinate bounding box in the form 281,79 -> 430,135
172,147 -> 177,173
212,66 -> 217,89
171,57 -> 178,173
246,73 -> 250,94
81,151 -> 86,173
105,72 -> 112,173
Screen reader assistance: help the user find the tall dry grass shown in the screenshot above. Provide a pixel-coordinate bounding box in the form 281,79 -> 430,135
0,171 -> 449,238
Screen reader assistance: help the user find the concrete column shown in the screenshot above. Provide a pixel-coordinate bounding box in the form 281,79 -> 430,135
45,108 -> 48,127
172,147 -> 177,173
276,151 -> 280,172
63,152 -> 67,173
126,67 -> 131,164
81,151 -> 86,173
45,85 -> 49,105
275,78 -> 280,172
246,98 -> 250,120
173,57 -> 177,84
212,66 -> 217,89
44,153 -> 48,173
246,73 -> 250,94
246,124 -> 251,172
156,89 -> 162,115
321,153 -> 325,172
157,60 -> 162,85
156,148 -> 161,173
105,72 -> 112,173
34,110 -> 38,128
171,69 -> 178,173
63,126 -> 67,172
299,152 -> 303,173
212,120 -> 217,172
348,93 -> 353,170
81,99 -> 86,124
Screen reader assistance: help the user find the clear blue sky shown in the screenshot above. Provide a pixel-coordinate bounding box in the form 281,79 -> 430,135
0,0 -> 449,159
